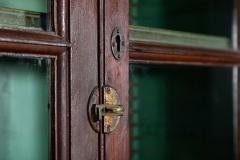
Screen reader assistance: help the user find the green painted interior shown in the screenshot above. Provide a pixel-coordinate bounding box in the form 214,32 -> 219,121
130,0 -> 232,37
129,25 -> 231,49
129,64 -> 233,160
0,57 -> 49,160
0,0 -> 48,13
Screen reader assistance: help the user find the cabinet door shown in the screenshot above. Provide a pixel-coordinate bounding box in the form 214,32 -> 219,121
128,0 -> 240,160
0,0 -> 69,160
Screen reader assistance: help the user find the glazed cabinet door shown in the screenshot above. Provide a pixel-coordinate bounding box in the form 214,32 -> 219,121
0,0 -> 69,160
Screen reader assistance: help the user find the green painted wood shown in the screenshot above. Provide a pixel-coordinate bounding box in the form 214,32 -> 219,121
129,64 -> 233,160
0,8 -> 44,30
0,0 -> 48,30
0,57 -> 49,160
0,0 -> 48,13
130,25 -> 231,49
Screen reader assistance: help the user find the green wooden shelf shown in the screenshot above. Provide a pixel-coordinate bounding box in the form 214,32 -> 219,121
0,7 -> 43,30
130,25 -> 231,49
0,0 -> 48,30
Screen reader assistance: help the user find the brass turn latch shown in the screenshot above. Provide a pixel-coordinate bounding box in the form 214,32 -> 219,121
88,86 -> 125,133
95,104 -> 124,120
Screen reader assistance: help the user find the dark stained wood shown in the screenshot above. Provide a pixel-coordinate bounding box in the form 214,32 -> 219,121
233,0 -> 240,160
49,58 -> 56,160
55,51 -> 70,160
0,0 -> 70,159
104,0 -> 129,159
130,41 -> 240,66
56,0 -> 69,39
70,0 -> 99,159
98,0 -> 106,159
0,29 -> 65,45
0,41 -> 66,57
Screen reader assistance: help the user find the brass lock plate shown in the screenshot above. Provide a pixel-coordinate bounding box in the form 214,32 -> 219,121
88,86 -> 123,133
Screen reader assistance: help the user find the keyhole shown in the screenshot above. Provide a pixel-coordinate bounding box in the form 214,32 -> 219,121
116,35 -> 121,52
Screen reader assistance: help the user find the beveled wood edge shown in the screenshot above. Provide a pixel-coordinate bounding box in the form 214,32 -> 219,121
130,40 -> 240,66
55,0 -> 69,39
0,29 -> 67,46
55,51 -> 70,160
48,51 -> 70,160
0,41 -> 67,57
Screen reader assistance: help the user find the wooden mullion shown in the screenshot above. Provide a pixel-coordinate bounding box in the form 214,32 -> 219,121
0,29 -> 65,45
0,41 -> 66,57
70,0 -> 99,159
130,41 -> 240,66
55,51 -> 70,160
55,0 -> 69,39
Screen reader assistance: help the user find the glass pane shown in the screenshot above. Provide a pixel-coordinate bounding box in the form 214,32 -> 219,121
0,57 -> 49,160
129,0 -> 233,49
129,64 -> 234,160
0,0 -> 49,30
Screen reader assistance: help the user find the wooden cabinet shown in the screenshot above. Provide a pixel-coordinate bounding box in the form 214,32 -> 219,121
0,0 -> 128,160
1,0 -> 240,160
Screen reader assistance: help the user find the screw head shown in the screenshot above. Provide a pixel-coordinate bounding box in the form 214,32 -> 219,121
105,87 -> 111,94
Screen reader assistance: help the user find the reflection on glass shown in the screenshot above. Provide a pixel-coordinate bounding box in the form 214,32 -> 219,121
129,64 -> 233,160
0,57 -> 49,160
0,0 -> 48,30
130,0 -> 232,36
129,0 -> 233,49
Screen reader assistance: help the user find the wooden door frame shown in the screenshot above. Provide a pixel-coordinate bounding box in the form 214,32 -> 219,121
0,0 -> 70,159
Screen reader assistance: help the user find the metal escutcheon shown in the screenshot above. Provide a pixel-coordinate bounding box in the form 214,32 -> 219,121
88,86 -> 124,133
111,27 -> 125,60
